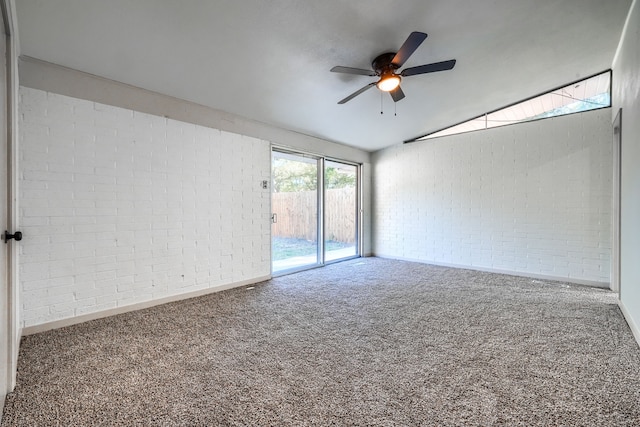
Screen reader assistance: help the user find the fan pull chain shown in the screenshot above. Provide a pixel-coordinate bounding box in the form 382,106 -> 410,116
380,92 -> 383,115
395,101 -> 397,117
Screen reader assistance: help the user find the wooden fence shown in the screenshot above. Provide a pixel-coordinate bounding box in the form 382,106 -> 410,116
272,187 -> 356,243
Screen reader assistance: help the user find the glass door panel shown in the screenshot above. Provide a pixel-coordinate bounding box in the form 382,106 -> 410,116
271,151 -> 319,273
324,161 -> 358,262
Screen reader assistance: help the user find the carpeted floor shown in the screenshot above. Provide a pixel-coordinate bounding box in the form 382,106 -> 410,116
2,258 -> 640,426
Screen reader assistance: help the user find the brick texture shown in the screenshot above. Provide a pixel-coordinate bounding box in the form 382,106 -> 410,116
372,109 -> 613,284
19,87 -> 271,327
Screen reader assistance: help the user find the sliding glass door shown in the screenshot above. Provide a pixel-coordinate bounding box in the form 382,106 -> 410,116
271,151 -> 319,272
324,160 -> 358,262
271,149 -> 359,274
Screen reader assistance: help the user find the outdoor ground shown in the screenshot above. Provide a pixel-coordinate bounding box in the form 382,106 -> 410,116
272,237 -> 352,260
272,237 -> 357,272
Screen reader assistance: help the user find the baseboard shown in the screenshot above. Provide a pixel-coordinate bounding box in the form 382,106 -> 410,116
22,275 -> 271,336
0,392 -> 5,425
372,254 -> 611,288
618,298 -> 640,349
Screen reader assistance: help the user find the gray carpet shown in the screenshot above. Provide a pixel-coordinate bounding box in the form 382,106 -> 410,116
2,258 -> 640,426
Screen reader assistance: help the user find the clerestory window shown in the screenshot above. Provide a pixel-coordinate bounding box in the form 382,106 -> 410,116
408,70 -> 611,142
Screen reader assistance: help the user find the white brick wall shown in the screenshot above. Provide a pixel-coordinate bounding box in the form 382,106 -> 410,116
19,87 -> 271,327
372,109 -> 613,284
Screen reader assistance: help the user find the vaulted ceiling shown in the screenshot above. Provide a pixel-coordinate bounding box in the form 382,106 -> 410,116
15,0 -> 631,152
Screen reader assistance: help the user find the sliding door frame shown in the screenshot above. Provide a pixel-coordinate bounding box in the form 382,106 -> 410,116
271,146 -> 361,276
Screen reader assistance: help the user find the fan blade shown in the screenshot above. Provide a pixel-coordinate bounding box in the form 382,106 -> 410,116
389,86 -> 405,103
330,66 -> 376,76
401,59 -> 456,77
338,82 -> 376,104
391,32 -> 428,68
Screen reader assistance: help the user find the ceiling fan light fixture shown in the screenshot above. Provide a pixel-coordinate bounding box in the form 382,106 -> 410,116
377,75 -> 401,92
331,31 -> 456,104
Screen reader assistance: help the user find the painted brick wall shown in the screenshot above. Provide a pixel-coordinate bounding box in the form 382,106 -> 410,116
372,109 -> 613,284
19,87 -> 271,327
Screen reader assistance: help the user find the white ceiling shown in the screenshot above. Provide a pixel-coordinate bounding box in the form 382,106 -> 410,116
15,0 -> 631,152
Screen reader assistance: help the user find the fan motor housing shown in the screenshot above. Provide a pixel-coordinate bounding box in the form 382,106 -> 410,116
372,52 -> 398,74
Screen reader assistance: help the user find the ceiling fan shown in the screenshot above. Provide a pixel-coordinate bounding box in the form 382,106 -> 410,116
331,31 -> 456,104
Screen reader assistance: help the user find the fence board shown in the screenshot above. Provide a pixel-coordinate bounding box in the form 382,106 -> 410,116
272,187 -> 356,243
